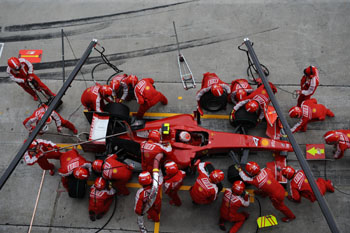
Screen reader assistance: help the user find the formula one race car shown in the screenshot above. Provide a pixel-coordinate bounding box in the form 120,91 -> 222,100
81,103 -> 292,175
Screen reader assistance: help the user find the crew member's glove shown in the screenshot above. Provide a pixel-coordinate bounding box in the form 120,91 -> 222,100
57,126 -> 62,133
119,99 -> 123,103
234,164 -> 242,172
296,90 -> 301,95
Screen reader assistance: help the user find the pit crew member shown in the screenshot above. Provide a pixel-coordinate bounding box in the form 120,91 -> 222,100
229,79 -> 253,104
23,104 -> 78,134
282,166 -> 334,203
289,98 -> 334,133
7,57 -> 56,101
134,78 -> 168,119
110,74 -> 138,102
296,66 -> 319,107
81,84 -> 113,112
23,139 -> 61,176
237,161 -> 296,222
163,161 -> 186,206
89,177 -> 116,221
189,161 -> 224,205
92,154 -> 134,196
219,181 -> 250,233
196,72 -> 230,115
324,130 -> 350,159
134,171 -> 162,222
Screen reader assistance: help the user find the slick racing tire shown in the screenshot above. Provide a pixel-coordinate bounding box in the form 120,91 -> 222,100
199,92 -> 227,112
229,107 -> 258,129
105,102 -> 130,122
68,176 -> 87,198
227,165 -> 242,183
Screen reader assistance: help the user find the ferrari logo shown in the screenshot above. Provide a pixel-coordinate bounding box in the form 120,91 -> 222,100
199,187 -> 203,192
267,180 -> 272,185
146,86 -> 150,90
304,179 -> 308,183
67,157 -> 71,161
347,133 -> 350,138
113,168 -> 118,174
312,108 -> 316,113
262,90 -> 266,94
144,153 -> 149,158
261,139 -> 269,147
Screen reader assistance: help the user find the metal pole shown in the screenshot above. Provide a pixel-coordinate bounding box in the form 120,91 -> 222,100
61,29 -> 65,83
0,39 -> 98,190
173,21 -> 181,57
243,38 -> 339,233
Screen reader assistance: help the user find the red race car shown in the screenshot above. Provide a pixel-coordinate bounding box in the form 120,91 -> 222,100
82,103 -> 293,171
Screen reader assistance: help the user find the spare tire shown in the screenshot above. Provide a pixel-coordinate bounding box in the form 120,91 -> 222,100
229,107 -> 258,129
67,176 -> 87,198
199,91 -> 227,112
105,103 -> 130,122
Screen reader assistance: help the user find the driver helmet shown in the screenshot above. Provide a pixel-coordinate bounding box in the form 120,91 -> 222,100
179,131 -> 191,142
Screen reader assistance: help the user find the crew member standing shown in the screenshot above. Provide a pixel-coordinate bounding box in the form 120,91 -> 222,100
23,139 -> 61,175
23,104 -> 78,134
324,130 -> 350,159
196,72 -> 230,115
189,161 -> 224,205
140,130 -> 172,173
282,166 -> 334,203
163,161 -> 186,206
134,171 -> 162,222
238,161 -> 295,222
7,57 -> 56,101
89,177 -> 116,221
219,181 -> 250,233
92,154 -> 133,196
296,66 -> 319,107
134,78 -> 168,119
81,84 -> 113,112
289,98 -> 334,133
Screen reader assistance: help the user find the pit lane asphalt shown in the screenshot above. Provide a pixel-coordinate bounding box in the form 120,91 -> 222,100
0,0 -> 350,232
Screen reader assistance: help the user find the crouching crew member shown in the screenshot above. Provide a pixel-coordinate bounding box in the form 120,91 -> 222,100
89,177 -> 116,221
324,130 -> 350,159
93,154 -> 133,196
282,166 -> 334,203
81,84 -> 113,112
219,181 -> 250,233
190,161 -> 224,205
238,161 -> 296,222
164,161 -> 186,206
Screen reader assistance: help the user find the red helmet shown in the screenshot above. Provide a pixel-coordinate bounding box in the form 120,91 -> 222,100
235,89 -> 247,102
8,57 -> 21,70
179,131 -> 191,142
99,85 -> 113,97
94,177 -> 106,190
324,131 -> 340,144
138,171 -> 152,186
164,161 -> 178,175
281,166 -> 295,180
148,130 -> 161,143
110,79 -> 120,91
232,180 -> 245,195
209,169 -> 224,184
245,100 -> 259,113
245,161 -> 260,177
127,75 -> 138,88
211,84 -> 224,97
92,159 -> 104,173
289,106 -> 302,118
304,66 -> 317,77
73,167 -> 89,180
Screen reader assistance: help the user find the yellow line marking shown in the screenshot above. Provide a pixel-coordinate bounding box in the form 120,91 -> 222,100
57,144 -> 82,150
126,183 -> 142,188
178,96 -> 183,100
21,55 -> 40,58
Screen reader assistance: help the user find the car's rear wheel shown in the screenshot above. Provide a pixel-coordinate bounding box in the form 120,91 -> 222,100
68,176 -> 87,198
227,165 -> 242,183
200,92 -> 227,112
